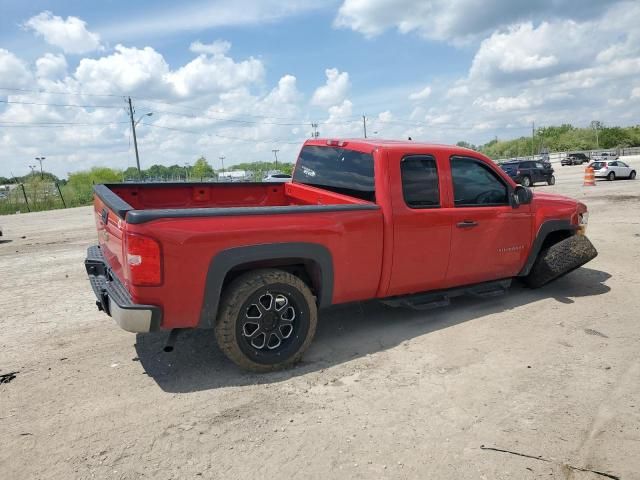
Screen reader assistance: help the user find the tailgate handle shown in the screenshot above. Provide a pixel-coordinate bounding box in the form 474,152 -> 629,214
101,208 -> 109,225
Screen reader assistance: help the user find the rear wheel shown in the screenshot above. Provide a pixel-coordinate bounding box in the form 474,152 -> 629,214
547,175 -> 556,186
215,269 -> 318,372
607,171 -> 616,181
521,175 -> 532,187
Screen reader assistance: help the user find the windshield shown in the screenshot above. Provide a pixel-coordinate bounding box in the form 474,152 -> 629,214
293,145 -> 375,202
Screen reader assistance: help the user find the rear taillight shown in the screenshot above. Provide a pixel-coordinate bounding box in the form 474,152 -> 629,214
126,233 -> 162,286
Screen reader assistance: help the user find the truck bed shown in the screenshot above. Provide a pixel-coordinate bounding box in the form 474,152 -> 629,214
98,181 -> 375,224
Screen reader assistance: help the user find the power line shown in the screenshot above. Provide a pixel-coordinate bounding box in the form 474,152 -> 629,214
136,104 -> 311,126
0,120 -> 129,126
0,86 -> 127,97
0,86 -> 312,121
0,121 -> 129,128
0,99 -> 123,109
140,122 -> 305,144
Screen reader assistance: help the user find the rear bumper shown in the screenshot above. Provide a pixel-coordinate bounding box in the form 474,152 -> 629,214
85,245 -> 161,333
593,171 -> 608,178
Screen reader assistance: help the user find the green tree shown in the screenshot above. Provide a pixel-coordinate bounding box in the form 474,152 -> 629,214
191,156 -> 215,180
65,167 -> 123,204
123,167 -> 140,180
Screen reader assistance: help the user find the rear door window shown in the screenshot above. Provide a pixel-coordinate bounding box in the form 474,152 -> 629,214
293,145 -> 375,202
401,155 -> 439,208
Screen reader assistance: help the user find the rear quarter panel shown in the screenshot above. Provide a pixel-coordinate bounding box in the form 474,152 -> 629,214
128,208 -> 384,329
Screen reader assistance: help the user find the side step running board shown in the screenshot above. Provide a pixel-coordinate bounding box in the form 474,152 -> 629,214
381,279 -> 511,311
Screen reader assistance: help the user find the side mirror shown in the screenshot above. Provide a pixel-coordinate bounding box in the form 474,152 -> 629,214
513,185 -> 533,206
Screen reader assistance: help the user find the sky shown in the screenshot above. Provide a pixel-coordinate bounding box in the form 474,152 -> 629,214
1,0 -> 639,177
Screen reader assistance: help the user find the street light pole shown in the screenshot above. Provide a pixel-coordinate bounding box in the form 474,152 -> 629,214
35,156 -> 45,179
127,97 -> 153,176
272,149 -> 279,169
219,156 -> 225,174
29,165 -> 37,175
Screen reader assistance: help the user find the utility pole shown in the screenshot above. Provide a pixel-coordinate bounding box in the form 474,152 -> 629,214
362,115 -> 367,139
272,149 -> 279,169
35,156 -> 45,179
219,156 -> 225,174
591,121 -> 600,149
127,97 -> 142,174
531,121 -> 535,160
311,123 -> 319,138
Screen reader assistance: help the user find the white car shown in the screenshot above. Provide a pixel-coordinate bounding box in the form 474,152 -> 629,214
591,160 -> 636,180
263,172 -> 292,183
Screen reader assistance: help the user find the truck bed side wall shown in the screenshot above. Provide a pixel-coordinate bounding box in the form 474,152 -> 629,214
127,208 -> 384,329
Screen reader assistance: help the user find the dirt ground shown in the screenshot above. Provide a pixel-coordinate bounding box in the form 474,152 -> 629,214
1,163 -> 639,480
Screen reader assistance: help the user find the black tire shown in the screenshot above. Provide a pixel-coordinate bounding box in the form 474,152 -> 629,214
521,176 -> 532,187
524,235 -> 598,288
629,170 -> 636,180
607,171 -> 615,181
215,269 -> 318,372
547,175 -> 556,186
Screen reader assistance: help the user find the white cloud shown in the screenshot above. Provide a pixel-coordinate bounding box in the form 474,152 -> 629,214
0,49 -> 32,88
2,2 -> 640,178
409,85 -> 432,101
74,45 -> 170,96
167,53 -> 264,98
334,0 -> 622,44
71,44 -> 264,99
377,110 -> 393,122
24,11 -> 102,54
189,40 -> 232,56
35,53 -> 68,79
469,21 -> 589,84
99,0 -> 321,40
311,68 -> 350,107
473,94 -> 538,112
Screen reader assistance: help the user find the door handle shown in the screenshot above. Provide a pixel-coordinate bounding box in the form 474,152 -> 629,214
456,220 -> 478,228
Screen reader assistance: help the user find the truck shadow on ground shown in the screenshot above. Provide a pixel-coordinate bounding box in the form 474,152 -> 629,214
135,267 -> 610,393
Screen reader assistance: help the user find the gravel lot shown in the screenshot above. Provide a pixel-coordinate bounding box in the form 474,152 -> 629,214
1,163 -> 639,480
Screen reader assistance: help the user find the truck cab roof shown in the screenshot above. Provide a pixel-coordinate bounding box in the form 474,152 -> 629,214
304,138 -> 478,156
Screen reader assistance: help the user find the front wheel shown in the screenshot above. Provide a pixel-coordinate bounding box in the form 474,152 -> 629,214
629,170 -> 636,180
215,269 -> 318,372
607,171 -> 616,181
521,176 -> 532,187
547,175 -> 556,185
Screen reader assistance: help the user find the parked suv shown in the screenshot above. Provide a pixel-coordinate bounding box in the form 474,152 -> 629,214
499,160 -> 555,187
561,153 -> 589,166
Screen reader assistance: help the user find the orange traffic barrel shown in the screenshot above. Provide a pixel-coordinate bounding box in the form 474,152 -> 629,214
583,166 -> 596,186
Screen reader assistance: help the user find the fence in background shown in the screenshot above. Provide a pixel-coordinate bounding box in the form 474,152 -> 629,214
495,146 -> 640,164
0,182 -> 89,216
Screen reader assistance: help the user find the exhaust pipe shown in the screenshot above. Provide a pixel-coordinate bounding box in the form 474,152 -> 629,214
163,329 -> 181,352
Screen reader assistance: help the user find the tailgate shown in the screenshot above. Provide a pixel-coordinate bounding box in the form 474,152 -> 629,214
94,194 -> 127,284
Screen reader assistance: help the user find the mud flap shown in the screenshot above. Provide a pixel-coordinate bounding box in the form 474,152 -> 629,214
523,234 -> 598,288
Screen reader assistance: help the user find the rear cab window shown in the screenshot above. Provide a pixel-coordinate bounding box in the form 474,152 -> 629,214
400,155 -> 439,208
293,145 -> 375,202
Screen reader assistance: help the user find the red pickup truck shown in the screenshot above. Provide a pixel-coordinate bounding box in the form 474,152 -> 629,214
85,139 -> 597,371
